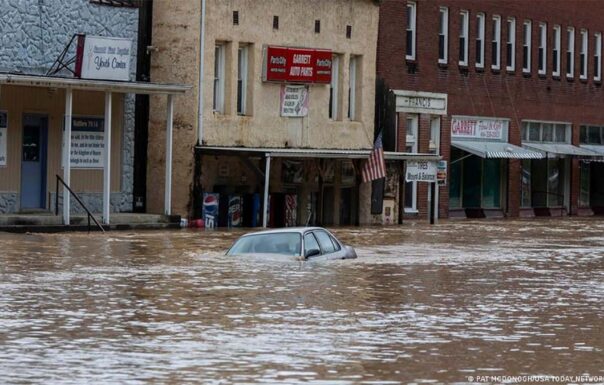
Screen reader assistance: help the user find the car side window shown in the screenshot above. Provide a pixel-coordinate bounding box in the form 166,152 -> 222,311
304,233 -> 321,256
314,230 -> 336,254
329,235 -> 341,251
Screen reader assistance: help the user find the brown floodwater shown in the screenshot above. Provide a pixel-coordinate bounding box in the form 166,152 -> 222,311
0,218 -> 603,384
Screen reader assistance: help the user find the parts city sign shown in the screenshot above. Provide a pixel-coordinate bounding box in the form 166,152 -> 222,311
263,46 -> 332,83
75,35 -> 132,81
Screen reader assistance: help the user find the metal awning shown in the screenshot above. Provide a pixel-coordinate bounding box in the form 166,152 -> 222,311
0,73 -> 190,95
452,140 -> 543,159
196,145 -> 441,161
580,145 -> 604,154
523,143 -> 600,157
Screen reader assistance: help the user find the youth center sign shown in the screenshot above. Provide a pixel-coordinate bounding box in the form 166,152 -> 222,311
451,117 -> 508,140
75,35 -> 132,81
263,46 -> 332,83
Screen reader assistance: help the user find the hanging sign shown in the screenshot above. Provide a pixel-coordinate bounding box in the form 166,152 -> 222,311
437,160 -> 447,186
280,85 -> 309,117
451,116 -> 507,140
76,35 -> 132,81
406,161 -> 438,183
71,117 -> 104,169
263,46 -> 332,83
0,111 -> 7,166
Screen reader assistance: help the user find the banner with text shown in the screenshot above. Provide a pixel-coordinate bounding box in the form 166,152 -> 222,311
264,46 -> 332,83
280,85 -> 309,117
0,111 -> 7,166
406,161 -> 438,183
77,35 -> 132,81
451,117 -> 507,140
70,117 -> 104,169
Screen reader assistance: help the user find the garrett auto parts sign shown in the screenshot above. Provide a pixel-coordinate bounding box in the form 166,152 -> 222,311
263,46 -> 332,83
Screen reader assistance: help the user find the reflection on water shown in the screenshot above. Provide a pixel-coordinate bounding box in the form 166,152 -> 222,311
0,218 -> 603,384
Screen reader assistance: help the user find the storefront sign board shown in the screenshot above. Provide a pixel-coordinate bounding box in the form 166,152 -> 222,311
437,160 -> 447,186
77,35 -> 132,81
451,116 -> 507,140
264,46 -> 332,83
394,90 -> 448,115
0,111 -> 7,166
70,117 -> 104,169
280,85 -> 309,117
406,160 -> 438,183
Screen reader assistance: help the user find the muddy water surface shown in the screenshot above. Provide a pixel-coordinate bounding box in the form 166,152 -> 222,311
0,218 -> 603,384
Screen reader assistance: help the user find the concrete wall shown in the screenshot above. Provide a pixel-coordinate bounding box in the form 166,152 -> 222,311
149,0 -> 380,219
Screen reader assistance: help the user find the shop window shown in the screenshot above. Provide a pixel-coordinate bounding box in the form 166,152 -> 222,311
213,44 -> 225,114
522,20 -> 531,73
404,115 -> 418,212
482,159 -> 501,208
580,29 -> 588,79
538,23 -> 547,75
438,7 -> 448,64
476,13 -> 485,68
449,149 -> 462,208
553,25 -> 561,77
237,45 -> 249,115
406,2 -> 417,60
459,10 -> 469,66
506,17 -> 516,71
329,55 -> 340,120
523,158 -> 568,208
567,27 -> 575,78
521,159 -> 532,208
491,15 -> 501,70
579,162 -> 590,208
595,32 -> 602,81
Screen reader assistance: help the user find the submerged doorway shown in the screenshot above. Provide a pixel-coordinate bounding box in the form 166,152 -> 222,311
20,115 -> 48,211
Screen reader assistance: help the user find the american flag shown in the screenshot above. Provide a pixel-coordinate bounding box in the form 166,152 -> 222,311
362,132 -> 386,183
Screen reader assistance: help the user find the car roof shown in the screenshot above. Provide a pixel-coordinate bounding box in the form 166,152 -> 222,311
239,227 -> 329,237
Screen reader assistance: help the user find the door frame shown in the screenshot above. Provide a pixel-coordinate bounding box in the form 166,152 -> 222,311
20,113 -> 48,211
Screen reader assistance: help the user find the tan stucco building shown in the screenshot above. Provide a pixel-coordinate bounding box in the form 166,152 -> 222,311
149,0 -> 381,226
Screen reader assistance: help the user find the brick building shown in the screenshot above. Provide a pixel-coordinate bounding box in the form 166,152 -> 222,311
377,0 -> 604,219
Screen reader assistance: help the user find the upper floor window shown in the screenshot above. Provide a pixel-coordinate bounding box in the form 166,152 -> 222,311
538,22 -> 547,75
580,125 -> 604,144
567,27 -> 575,78
506,17 -> 516,71
595,32 -> 602,81
329,55 -> 340,120
522,20 -> 531,73
406,2 -> 417,60
348,56 -> 358,120
213,44 -> 225,113
553,25 -> 561,77
492,15 -> 501,70
521,121 -> 569,143
459,10 -> 469,66
476,13 -> 485,68
580,29 -> 588,80
237,45 -> 249,115
438,7 -> 448,64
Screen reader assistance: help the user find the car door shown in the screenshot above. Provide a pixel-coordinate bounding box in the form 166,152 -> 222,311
303,232 -> 326,260
313,230 -> 342,260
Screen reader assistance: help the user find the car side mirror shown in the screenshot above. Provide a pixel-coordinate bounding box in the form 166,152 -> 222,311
305,248 -> 321,258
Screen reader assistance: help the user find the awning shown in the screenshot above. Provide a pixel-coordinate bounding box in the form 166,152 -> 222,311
523,143 -> 600,157
196,145 -> 441,161
579,145 -> 604,162
452,140 -> 543,159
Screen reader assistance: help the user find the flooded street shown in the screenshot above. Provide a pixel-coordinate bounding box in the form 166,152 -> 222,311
0,219 -> 603,384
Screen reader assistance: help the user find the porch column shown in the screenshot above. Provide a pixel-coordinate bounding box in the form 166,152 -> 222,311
103,92 -> 112,224
165,94 -> 174,215
63,88 -> 73,225
262,154 -> 271,228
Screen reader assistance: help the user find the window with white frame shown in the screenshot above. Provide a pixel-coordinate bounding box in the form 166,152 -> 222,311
429,117 -> 440,154
567,27 -> 575,78
348,56 -> 357,120
476,13 -> 485,68
580,124 -> 604,145
506,17 -> 516,71
522,20 -> 531,73
580,29 -> 588,79
329,55 -> 340,120
438,7 -> 448,64
406,2 -> 416,60
404,115 -> 418,212
492,15 -> 501,70
521,121 -> 570,143
553,25 -> 561,76
459,10 -> 469,66
538,22 -> 547,75
595,32 -> 602,81
213,44 -> 225,113
237,45 -> 248,115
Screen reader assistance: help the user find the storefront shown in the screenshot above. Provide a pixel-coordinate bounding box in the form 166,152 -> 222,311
449,116 -> 542,218
578,124 -> 604,214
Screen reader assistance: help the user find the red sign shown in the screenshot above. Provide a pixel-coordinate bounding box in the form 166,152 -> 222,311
263,46 -> 332,84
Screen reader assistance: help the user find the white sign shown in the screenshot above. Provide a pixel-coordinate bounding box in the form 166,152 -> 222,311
80,36 -> 132,81
0,111 -> 7,166
451,117 -> 508,140
394,90 -> 448,115
406,161 -> 438,183
280,85 -> 309,117
70,117 -> 104,169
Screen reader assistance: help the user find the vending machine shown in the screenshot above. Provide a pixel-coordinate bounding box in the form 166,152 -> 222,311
202,193 -> 220,229
227,195 -> 243,228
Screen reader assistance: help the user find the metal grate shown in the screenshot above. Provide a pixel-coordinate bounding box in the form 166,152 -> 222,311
346,25 -> 352,39
233,11 -> 239,25
315,20 -> 320,33
89,0 -> 141,8
273,15 -> 279,30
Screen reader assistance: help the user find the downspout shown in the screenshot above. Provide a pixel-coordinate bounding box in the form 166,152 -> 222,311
197,0 -> 206,145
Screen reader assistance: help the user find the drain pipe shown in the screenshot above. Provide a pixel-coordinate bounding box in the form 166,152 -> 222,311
197,0 -> 206,145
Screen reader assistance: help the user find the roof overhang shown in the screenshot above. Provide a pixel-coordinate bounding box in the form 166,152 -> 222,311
196,145 -> 441,161
0,73 -> 190,95
452,140 -> 543,159
523,143 -> 600,157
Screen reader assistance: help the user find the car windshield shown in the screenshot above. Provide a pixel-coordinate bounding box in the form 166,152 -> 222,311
227,232 -> 302,256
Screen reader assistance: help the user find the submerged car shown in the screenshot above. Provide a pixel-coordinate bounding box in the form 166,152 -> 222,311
226,227 -> 357,260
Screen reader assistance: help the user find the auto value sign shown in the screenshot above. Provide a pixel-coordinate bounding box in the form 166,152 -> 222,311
75,35 -> 132,81
451,116 -> 507,140
263,46 -> 332,83
406,161 -> 438,183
